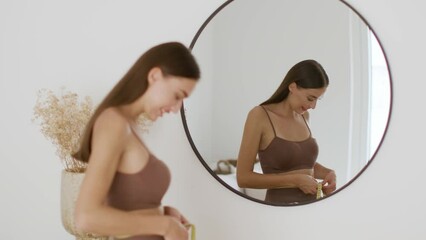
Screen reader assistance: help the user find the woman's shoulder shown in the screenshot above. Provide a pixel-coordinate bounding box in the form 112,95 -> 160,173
246,105 -> 270,122
97,107 -> 128,123
246,105 -> 259,119
249,105 -> 265,114
94,107 -> 131,134
98,107 -> 125,119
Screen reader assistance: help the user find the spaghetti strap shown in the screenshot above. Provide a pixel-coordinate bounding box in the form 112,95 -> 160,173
260,106 -> 277,137
301,114 -> 312,137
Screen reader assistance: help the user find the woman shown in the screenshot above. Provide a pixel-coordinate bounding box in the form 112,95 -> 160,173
236,59 -> 336,204
73,42 -> 200,239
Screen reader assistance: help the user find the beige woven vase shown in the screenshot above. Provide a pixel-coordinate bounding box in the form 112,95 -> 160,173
60,170 -> 109,240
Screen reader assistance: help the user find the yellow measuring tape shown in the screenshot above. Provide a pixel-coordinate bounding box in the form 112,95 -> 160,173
185,224 -> 196,240
316,183 -> 323,199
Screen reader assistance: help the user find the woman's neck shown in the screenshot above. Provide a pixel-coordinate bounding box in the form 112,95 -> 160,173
268,101 -> 298,119
116,104 -> 142,122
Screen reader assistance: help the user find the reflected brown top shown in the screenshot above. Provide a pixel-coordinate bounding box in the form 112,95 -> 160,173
258,107 -> 318,174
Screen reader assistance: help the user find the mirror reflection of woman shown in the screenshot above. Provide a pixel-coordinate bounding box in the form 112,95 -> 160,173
236,59 -> 336,204
73,42 -> 200,239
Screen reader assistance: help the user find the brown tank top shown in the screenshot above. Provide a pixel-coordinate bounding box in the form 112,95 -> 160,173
107,153 -> 171,240
107,154 -> 171,211
258,106 -> 318,173
258,106 -> 318,204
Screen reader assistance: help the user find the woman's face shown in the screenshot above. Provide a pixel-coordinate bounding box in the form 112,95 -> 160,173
144,68 -> 197,121
289,82 -> 327,114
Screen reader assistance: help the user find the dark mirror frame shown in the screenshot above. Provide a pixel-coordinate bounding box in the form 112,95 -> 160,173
180,0 -> 393,206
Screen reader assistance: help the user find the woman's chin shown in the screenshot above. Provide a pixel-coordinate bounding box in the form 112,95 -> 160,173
296,109 -> 306,115
147,113 -> 159,121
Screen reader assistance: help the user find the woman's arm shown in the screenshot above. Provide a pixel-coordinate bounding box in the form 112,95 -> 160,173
74,109 -> 185,239
313,162 -> 334,179
236,107 -> 318,194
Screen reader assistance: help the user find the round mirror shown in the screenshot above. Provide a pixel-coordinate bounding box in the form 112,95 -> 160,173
181,0 -> 392,206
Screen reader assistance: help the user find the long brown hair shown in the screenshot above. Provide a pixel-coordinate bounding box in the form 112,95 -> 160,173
73,42 -> 200,163
261,59 -> 329,105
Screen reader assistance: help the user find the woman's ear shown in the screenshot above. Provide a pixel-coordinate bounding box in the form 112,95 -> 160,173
288,82 -> 297,93
147,67 -> 163,85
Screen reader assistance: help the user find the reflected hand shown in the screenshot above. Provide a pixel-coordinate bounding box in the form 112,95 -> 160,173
296,174 -> 318,195
321,170 -> 336,195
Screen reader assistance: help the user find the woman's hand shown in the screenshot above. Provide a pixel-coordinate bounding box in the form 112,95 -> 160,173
321,170 -> 336,195
164,217 -> 189,240
295,174 -> 318,195
164,206 -> 190,228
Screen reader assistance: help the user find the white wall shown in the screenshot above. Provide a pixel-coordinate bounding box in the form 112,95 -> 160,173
1,0 -> 425,239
